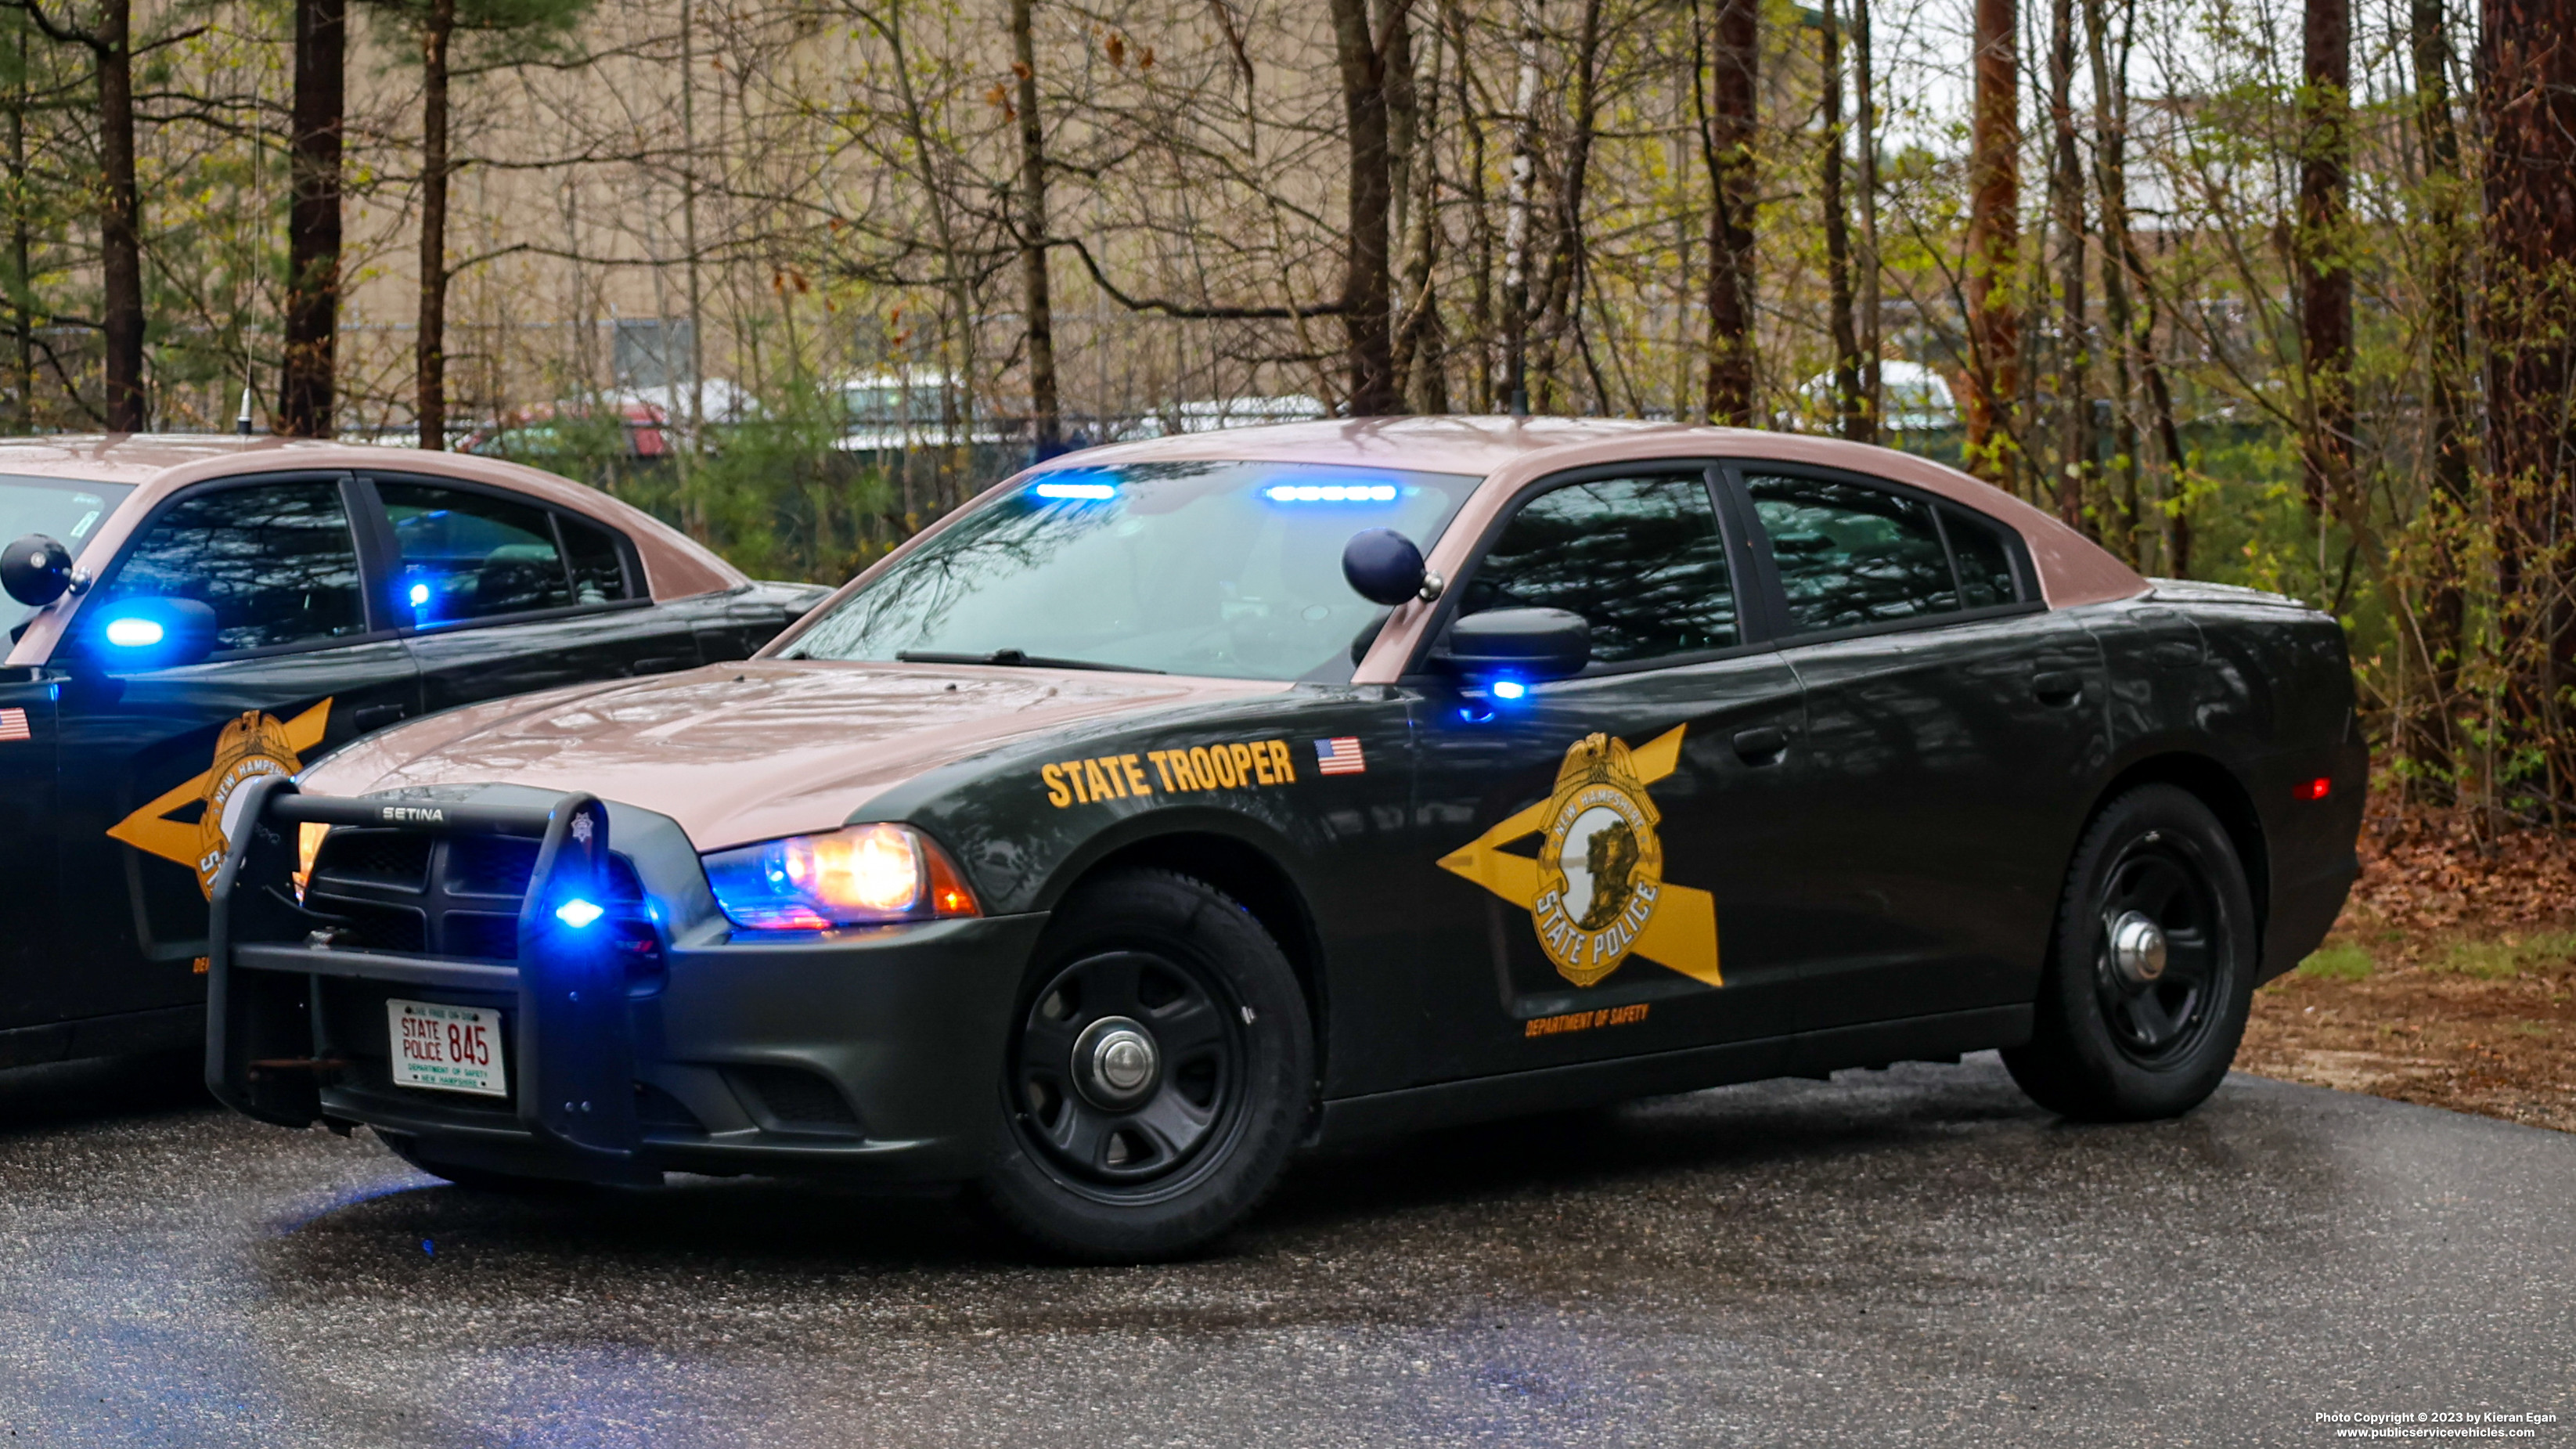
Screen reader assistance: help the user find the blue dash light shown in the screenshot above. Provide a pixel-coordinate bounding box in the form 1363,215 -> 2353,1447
1263,483 -> 1399,503
1031,470 -> 1119,501
554,898 -> 605,929
102,615 -> 164,648
408,582 -> 431,608
1490,679 -> 1527,701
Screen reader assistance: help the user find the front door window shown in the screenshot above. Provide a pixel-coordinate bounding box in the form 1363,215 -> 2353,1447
94,480 -> 366,652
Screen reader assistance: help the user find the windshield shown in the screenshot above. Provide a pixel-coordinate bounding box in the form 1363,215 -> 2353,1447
2,475 -> 133,633
784,461 -> 1483,680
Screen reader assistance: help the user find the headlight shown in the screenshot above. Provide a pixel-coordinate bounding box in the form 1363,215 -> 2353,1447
701,823 -> 981,930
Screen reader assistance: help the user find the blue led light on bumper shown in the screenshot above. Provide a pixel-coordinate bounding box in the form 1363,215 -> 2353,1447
554,898 -> 605,928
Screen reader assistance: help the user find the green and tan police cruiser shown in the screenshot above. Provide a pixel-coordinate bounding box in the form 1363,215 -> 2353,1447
205,416 -> 2364,1260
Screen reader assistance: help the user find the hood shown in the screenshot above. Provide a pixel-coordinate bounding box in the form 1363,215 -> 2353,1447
301,659 -> 1286,850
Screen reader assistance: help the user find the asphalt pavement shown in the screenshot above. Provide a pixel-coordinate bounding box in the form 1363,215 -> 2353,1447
0,1050 -> 2567,1447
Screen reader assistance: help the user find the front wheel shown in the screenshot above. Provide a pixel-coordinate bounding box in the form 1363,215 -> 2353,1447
980,868 -> 1313,1262
2003,784 -> 2257,1121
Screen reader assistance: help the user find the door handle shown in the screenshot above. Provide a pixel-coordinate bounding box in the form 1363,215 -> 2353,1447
350,703 -> 409,733
625,655 -> 694,676
2033,670 -> 2084,706
1731,726 -> 1789,764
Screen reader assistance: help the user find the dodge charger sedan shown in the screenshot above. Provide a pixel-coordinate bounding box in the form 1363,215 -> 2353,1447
0,436 -> 823,1069
204,418 -> 2363,1260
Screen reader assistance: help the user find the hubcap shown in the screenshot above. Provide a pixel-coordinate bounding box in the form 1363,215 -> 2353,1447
1073,1015 -> 1161,1107
2093,837 -> 2228,1065
1011,950 -> 1243,1191
2109,910 -> 2169,986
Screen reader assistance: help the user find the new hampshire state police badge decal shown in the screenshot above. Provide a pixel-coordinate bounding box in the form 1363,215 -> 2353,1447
1436,725 -> 1722,990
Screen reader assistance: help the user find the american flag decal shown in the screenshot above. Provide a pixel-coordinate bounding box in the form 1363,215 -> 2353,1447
0,708 -> 27,742
1315,737 -> 1366,776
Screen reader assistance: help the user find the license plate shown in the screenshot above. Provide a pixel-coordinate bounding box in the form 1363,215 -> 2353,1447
387,999 -> 507,1098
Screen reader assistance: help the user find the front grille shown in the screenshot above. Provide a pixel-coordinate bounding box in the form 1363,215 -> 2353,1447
309,830 -> 431,889
307,828 -> 656,973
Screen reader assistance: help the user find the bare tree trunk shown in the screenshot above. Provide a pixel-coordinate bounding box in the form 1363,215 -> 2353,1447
279,0 -> 343,438
1453,0 -> 1493,413
1821,0 -> 1861,439
2299,0 -> 2351,517
1499,3 -> 1541,415
1965,0 -> 2019,485
1696,0 -> 1756,424
415,0 -> 453,449
1392,12 -> 1448,413
2085,0 -> 2141,564
7,21 -> 31,430
2046,0 -> 2088,527
1328,0 -> 1401,416
2480,0 -> 2576,802
1854,0 -> 1880,440
1010,0 -> 1058,452
95,0 -> 140,431
2412,0 -> 2473,775
1531,0 -> 1602,413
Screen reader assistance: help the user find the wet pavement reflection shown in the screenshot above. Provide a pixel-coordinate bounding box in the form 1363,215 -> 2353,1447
2,1052 -> 2568,1445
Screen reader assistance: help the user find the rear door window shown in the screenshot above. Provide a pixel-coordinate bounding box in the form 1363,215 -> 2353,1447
1460,474 -> 1739,665
95,479 -> 368,653
377,481 -> 631,624
1743,474 -> 1960,634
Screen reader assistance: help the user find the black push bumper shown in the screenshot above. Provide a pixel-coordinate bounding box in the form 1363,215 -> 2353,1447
207,776 -> 1046,1187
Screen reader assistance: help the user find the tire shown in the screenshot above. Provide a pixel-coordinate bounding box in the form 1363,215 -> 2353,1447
377,1131 -> 595,1197
2003,784 -> 2258,1122
980,867 -> 1313,1262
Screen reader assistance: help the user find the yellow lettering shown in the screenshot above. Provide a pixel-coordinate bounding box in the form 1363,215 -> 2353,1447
1121,754 -> 1152,796
1062,761 -> 1090,803
1043,763 -> 1072,808
1251,743 -> 1275,786
1228,743 -> 1256,785
1188,746 -> 1220,788
1147,751 -> 1177,791
1083,759 -> 1118,802
1268,739 -> 1295,783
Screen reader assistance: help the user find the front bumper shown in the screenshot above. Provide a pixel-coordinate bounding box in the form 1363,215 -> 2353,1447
206,777 -> 1046,1187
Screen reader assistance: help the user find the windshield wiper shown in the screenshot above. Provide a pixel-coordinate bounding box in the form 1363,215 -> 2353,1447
896,648 -> 1165,675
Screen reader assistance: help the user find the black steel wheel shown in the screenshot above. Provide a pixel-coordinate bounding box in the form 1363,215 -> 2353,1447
2004,783 -> 2257,1121
1013,950 -> 1242,1190
982,868 -> 1313,1261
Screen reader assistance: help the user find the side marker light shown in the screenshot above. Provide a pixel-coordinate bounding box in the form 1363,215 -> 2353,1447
2297,777 -> 2333,802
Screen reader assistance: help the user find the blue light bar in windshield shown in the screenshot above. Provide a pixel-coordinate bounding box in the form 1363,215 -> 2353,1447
1031,473 -> 1117,500
1264,483 -> 1398,503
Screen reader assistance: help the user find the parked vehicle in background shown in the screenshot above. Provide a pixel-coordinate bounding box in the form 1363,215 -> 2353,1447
1109,395 -> 1330,440
460,399 -> 675,460
1785,362 -> 1961,433
0,436 -> 827,1070
835,370 -> 1013,455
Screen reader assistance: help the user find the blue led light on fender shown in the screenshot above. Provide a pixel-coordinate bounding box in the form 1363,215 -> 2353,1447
102,616 -> 164,648
1490,679 -> 1527,701
555,898 -> 605,928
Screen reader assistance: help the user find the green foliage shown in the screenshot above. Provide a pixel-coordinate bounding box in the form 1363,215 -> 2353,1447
2429,932 -> 2576,981
2297,943 -> 2374,981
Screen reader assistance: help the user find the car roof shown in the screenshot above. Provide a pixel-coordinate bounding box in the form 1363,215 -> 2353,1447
2,435 -> 746,669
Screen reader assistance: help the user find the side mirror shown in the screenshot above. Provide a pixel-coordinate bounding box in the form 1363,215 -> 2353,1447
2,534 -> 70,607
1443,607 -> 1591,682
1342,528 -> 1443,607
85,597 -> 219,671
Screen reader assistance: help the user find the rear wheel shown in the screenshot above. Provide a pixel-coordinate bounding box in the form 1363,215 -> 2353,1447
981,868 -> 1312,1261
2003,784 -> 2257,1121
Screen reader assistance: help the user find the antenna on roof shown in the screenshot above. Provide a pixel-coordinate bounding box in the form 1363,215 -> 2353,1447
235,384 -> 255,437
